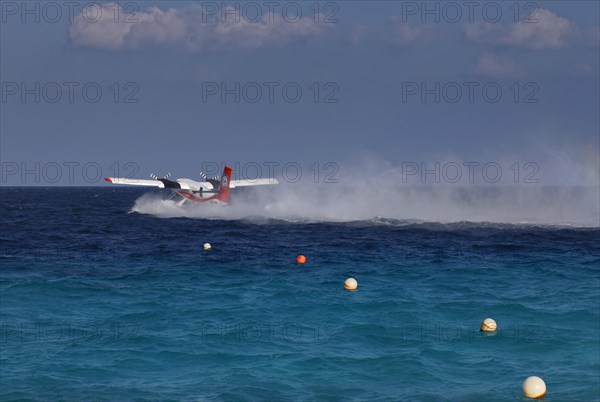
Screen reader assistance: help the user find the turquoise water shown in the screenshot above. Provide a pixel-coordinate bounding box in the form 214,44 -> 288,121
1,188 -> 599,401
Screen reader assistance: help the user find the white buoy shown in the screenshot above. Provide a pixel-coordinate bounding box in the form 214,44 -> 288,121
522,376 -> 546,399
480,318 -> 497,332
344,278 -> 358,291
203,243 -> 211,251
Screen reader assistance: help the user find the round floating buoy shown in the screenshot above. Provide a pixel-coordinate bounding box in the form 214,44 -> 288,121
203,243 -> 211,251
344,277 -> 358,291
480,318 -> 497,332
522,376 -> 546,399
296,255 -> 306,264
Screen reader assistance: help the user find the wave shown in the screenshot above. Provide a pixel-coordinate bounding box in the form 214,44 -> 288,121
130,184 -> 600,228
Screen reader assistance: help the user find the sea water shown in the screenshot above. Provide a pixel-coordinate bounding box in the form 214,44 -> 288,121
1,187 -> 598,401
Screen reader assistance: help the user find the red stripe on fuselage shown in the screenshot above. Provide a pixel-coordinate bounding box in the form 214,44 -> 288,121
177,191 -> 224,204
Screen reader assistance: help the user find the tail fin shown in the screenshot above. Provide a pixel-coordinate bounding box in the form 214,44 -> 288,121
215,166 -> 232,203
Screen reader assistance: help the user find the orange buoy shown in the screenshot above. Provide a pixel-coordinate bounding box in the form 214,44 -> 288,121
296,255 -> 306,264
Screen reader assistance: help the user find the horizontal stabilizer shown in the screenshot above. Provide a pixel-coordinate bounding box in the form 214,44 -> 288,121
230,178 -> 279,188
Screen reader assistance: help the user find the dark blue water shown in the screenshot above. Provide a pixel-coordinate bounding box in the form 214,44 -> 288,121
1,187 -> 599,401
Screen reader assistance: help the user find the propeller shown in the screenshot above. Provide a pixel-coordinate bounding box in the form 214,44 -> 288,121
150,173 -> 171,180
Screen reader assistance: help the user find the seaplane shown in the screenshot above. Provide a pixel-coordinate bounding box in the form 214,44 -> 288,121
104,166 -> 278,205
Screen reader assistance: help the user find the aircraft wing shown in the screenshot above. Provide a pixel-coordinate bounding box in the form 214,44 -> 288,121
230,178 -> 279,188
104,177 -> 165,188
104,176 -> 278,189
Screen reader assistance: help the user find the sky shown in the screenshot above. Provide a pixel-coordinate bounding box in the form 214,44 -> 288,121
1,0 -> 599,187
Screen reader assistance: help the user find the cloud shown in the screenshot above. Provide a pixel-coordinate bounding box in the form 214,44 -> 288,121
347,18 -> 431,47
474,52 -> 521,78
573,63 -> 594,76
69,3 -> 331,52
464,21 -> 503,43
388,17 -> 431,46
464,8 -> 598,50
499,8 -> 576,49
349,24 -> 370,45
584,26 -> 600,47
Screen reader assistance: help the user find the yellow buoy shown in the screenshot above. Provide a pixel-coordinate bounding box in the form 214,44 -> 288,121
522,376 -> 546,399
203,243 -> 211,251
480,318 -> 497,332
344,278 -> 358,291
